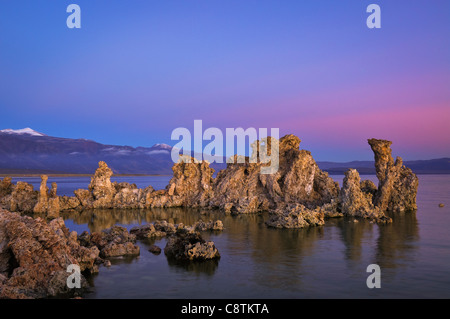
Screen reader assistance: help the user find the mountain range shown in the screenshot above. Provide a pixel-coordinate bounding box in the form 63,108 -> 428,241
1,128 -> 449,175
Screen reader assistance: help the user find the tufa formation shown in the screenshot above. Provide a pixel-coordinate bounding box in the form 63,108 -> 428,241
0,135 -> 418,227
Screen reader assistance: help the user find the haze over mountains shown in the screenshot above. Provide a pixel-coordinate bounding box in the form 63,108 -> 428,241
1,128 -> 449,175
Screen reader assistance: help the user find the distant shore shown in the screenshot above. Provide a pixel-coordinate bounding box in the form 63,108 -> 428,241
0,173 -> 171,177
2,172 -> 450,178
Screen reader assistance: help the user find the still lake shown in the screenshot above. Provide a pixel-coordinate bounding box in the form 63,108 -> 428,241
11,174 -> 450,298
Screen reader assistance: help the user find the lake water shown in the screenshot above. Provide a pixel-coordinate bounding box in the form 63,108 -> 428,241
11,175 -> 450,298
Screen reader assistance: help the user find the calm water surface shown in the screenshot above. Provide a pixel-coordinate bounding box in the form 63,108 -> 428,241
13,175 -> 450,298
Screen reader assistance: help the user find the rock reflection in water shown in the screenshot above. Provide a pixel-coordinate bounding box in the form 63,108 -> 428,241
251,224 -> 324,290
336,218 -> 377,261
63,206 -> 423,298
376,211 -> 419,269
335,212 -> 419,267
166,258 -> 219,276
331,211 -> 419,290
61,207 -> 217,233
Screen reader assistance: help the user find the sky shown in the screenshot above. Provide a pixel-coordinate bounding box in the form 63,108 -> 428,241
0,0 -> 449,161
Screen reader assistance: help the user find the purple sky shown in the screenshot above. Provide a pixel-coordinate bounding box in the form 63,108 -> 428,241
0,1 -> 449,161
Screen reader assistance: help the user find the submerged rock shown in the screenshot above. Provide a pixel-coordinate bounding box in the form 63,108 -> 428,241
130,219 -> 224,240
148,245 -> 162,255
79,225 -> 140,259
192,219 -> 224,232
164,229 -> 220,261
130,220 -> 177,239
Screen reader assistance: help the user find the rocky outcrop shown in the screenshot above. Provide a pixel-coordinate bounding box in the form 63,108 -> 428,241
212,154 -> 271,214
278,135 -> 340,207
113,183 -> 154,209
147,155 -> 215,208
148,245 -> 162,255
368,139 -> 394,182
368,139 -> 419,213
59,195 -> 81,212
74,189 -> 94,209
337,139 -> 418,222
0,135 -> 418,227
360,179 -> 377,197
211,135 -> 340,214
0,177 -> 13,198
60,164 -> 154,212
8,182 -> 37,213
0,134 -> 422,298
33,175 -> 49,214
0,208 -> 99,299
32,176 -> 60,219
89,161 -> 115,209
339,169 -> 391,223
0,173 -> 88,217
47,183 -> 60,218
164,229 -> 220,261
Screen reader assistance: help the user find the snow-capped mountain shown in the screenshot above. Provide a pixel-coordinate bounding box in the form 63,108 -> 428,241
0,128 -> 45,137
151,143 -> 172,150
0,129 -> 178,174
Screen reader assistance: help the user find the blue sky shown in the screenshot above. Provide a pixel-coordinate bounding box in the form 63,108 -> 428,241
0,1 -> 449,161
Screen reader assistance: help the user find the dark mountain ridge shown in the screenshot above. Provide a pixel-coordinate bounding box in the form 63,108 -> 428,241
1,128 -> 449,175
